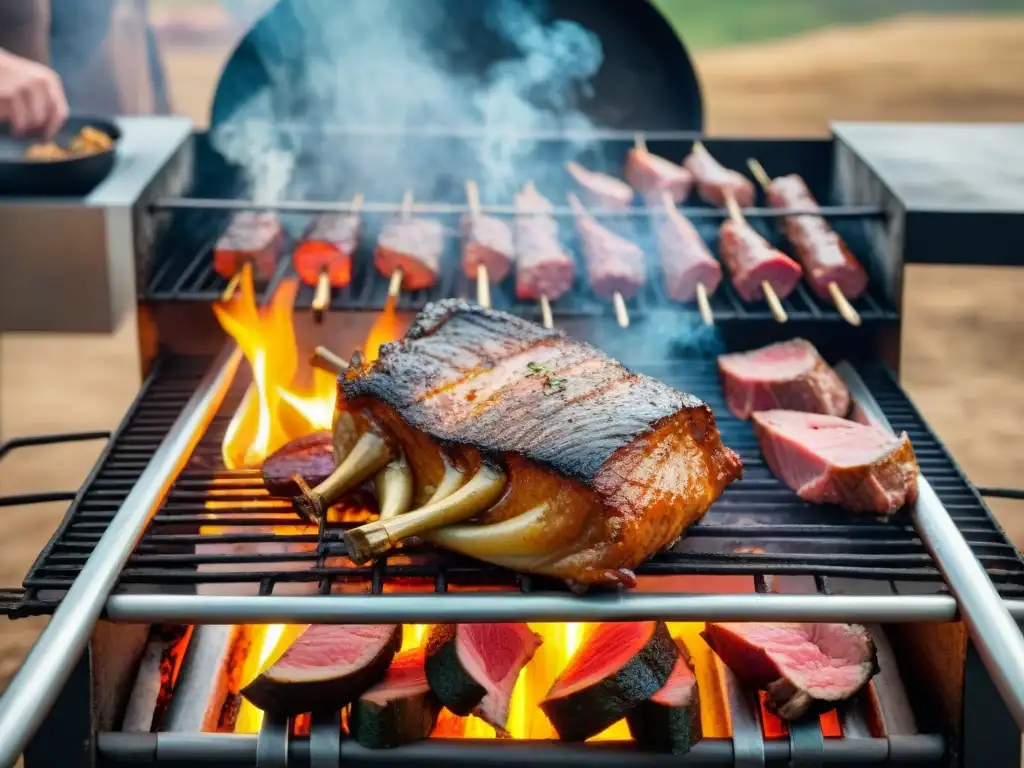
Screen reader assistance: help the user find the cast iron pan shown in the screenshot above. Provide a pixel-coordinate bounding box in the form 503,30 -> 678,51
209,0 -> 702,133
0,115 -> 121,197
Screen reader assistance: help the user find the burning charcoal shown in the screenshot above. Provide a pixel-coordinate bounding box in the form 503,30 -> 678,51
261,432 -> 335,497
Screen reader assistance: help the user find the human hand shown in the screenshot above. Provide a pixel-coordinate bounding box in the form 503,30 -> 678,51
0,48 -> 69,139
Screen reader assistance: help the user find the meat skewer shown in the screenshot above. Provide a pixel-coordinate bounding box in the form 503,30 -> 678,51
514,181 -> 574,329
720,195 -> 802,324
625,134 -> 693,204
658,190 -> 719,326
375,190 -> 445,299
683,141 -> 756,209
747,159 -> 865,327
462,180 -> 516,309
567,193 -> 645,329
294,193 -> 364,320
565,160 -> 635,209
214,211 -> 286,301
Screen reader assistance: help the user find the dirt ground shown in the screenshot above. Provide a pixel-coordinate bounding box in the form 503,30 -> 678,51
1,13 -> 1023,692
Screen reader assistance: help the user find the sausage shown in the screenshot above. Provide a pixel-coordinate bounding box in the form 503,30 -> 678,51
374,217 -> 446,292
684,144 -> 756,208
293,211 -> 362,288
565,161 -> 635,208
656,208 -> 722,303
767,175 -> 869,301
569,195 -> 645,300
513,185 -> 575,301
624,147 -> 693,204
213,211 -> 285,280
462,213 -> 516,283
719,218 -> 802,303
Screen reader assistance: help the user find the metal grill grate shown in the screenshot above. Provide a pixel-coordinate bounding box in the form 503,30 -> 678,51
16,354 -> 1024,614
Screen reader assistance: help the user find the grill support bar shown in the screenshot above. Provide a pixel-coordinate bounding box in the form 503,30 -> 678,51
838,362 -> 1024,732
95,732 -> 946,766
0,346 -> 242,768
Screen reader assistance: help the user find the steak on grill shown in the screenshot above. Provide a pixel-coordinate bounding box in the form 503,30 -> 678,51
340,300 -> 742,587
513,183 -> 575,302
702,622 -> 879,720
752,410 -> 919,515
566,160 -> 635,208
717,339 -> 850,420
262,431 -> 335,497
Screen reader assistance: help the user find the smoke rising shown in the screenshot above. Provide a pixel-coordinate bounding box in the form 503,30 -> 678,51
212,0 -> 605,205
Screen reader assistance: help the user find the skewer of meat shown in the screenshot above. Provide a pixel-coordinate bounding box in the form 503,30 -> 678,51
684,141 -> 756,209
462,180 -> 515,309
214,211 -> 286,301
658,190 -> 719,326
567,193 -> 645,329
625,134 -> 693,204
375,190 -> 445,299
294,193 -> 364,321
747,159 -> 865,327
514,181 -> 574,329
565,160 -> 635,209
720,195 -> 802,324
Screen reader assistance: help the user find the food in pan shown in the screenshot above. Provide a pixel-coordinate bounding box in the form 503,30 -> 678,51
683,142 -> 755,208
540,621 -> 680,741
294,205 -> 362,289
656,199 -> 723,303
241,624 -> 402,717
568,194 -> 646,301
349,648 -> 442,749
24,125 -> 114,161
565,160 -> 635,208
424,623 -> 543,734
374,213 -> 446,292
462,208 -> 516,283
625,144 -> 693,204
331,300 -> 741,588
513,183 -> 575,302
719,216 -> 803,303
625,637 -> 702,755
213,211 -> 285,281
766,174 -> 869,302
717,339 -> 850,420
702,622 -> 879,720
752,410 -> 918,515
261,431 -> 336,497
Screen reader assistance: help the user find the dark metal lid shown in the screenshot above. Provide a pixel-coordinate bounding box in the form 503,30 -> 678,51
210,0 -> 702,133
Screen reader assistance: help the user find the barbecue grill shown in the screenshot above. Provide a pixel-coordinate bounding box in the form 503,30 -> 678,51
2,1 -> 1024,766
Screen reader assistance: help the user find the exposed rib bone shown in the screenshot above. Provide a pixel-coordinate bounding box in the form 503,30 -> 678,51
375,451 -> 413,520
344,463 -> 507,564
332,411 -> 360,464
423,457 -> 469,506
422,503 -> 556,557
293,432 -> 392,524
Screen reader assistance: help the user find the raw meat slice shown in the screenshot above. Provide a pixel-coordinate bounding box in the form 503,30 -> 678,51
349,648 -> 441,748
717,338 -> 850,420
626,638 -> 702,755
752,410 -> 918,515
262,432 -> 335,497
566,161 -> 635,208
241,624 -> 401,717
424,623 -> 543,734
624,148 -> 693,203
702,622 -> 879,720
540,621 -> 679,741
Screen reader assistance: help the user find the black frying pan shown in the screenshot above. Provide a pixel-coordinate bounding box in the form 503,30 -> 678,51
0,115 -> 121,197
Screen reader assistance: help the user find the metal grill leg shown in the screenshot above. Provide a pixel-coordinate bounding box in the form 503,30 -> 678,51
23,653 -> 93,767
963,637 -> 1021,768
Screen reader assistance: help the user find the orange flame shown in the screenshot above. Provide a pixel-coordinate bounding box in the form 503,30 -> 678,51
364,295 -> 401,363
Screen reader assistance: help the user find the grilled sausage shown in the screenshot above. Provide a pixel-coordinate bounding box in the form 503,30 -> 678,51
213,211 -> 285,280
719,218 -> 802,303
514,185 -> 575,302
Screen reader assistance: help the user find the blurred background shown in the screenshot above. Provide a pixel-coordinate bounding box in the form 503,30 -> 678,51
2,0 -> 1023,691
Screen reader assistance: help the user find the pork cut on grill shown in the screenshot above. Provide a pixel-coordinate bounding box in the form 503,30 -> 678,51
213,211 -> 285,280
683,143 -> 756,208
565,160 -> 635,208
625,147 -> 694,204
718,218 -> 803,303
513,184 -> 575,302
339,300 -> 742,587
568,195 -> 646,300
461,212 -> 516,283
374,215 -> 446,292
656,204 -> 722,303
294,208 -> 362,288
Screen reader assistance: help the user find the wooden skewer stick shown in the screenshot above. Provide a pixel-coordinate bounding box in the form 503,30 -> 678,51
220,270 -> 242,302
634,132 -> 648,153
539,294 -> 553,330
725,192 -> 788,324
312,270 -> 331,315
310,345 -> 349,375
748,158 -> 860,326
613,291 -> 630,328
385,191 -> 415,298
465,180 -> 491,308
662,190 -> 713,326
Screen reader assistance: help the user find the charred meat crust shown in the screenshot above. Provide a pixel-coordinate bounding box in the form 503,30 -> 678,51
342,300 -> 710,484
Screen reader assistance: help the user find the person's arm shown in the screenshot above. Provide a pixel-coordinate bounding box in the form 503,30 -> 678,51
0,46 -> 68,137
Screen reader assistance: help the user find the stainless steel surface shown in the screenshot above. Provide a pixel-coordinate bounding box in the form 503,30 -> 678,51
309,712 -> 342,768
0,345 -> 241,768
0,116 -> 193,333
103,591 -> 960,624
164,625 -> 243,733
720,660 -> 764,768
257,714 -> 289,768
839,361 -> 1024,732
